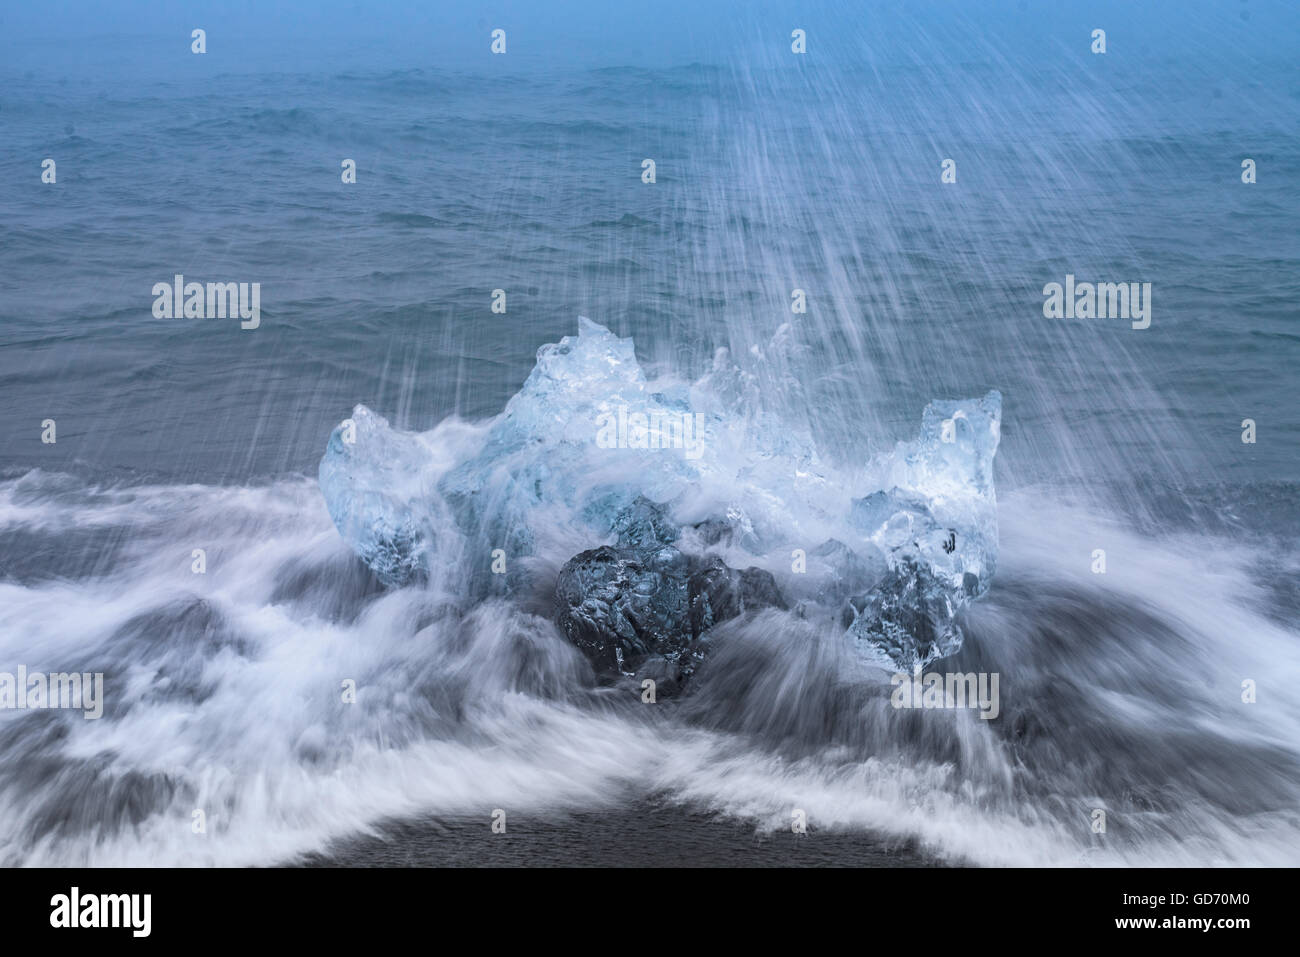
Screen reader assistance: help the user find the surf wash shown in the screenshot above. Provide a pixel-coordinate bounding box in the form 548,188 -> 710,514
49,888 -> 151,937
1043,274 -> 1151,330
0,667 -> 103,719
152,274 -> 260,329
595,406 -> 707,460
891,666 -> 999,720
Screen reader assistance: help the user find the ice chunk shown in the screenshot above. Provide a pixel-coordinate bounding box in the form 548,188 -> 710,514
435,318 -> 715,544
846,391 -> 1001,669
317,406 -> 443,587
320,320 -> 711,589
779,538 -> 887,616
848,559 -> 969,668
317,319 -> 1002,677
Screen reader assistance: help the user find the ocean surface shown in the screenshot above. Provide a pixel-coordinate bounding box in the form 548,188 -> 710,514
0,1 -> 1297,866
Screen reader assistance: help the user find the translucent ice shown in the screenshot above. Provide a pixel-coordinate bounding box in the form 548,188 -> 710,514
433,317 -> 719,563
318,318 -> 1002,673
318,406 -> 445,587
320,319 -> 715,589
846,391 -> 1002,668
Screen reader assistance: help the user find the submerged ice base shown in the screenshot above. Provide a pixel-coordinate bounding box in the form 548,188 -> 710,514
319,318 -> 1001,672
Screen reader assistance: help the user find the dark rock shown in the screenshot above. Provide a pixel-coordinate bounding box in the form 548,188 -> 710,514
554,498 -> 786,686
554,545 -> 689,675
687,555 -> 785,641
738,565 -> 787,610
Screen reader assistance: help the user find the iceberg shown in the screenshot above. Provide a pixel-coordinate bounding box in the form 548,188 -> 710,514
318,318 -> 1002,673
